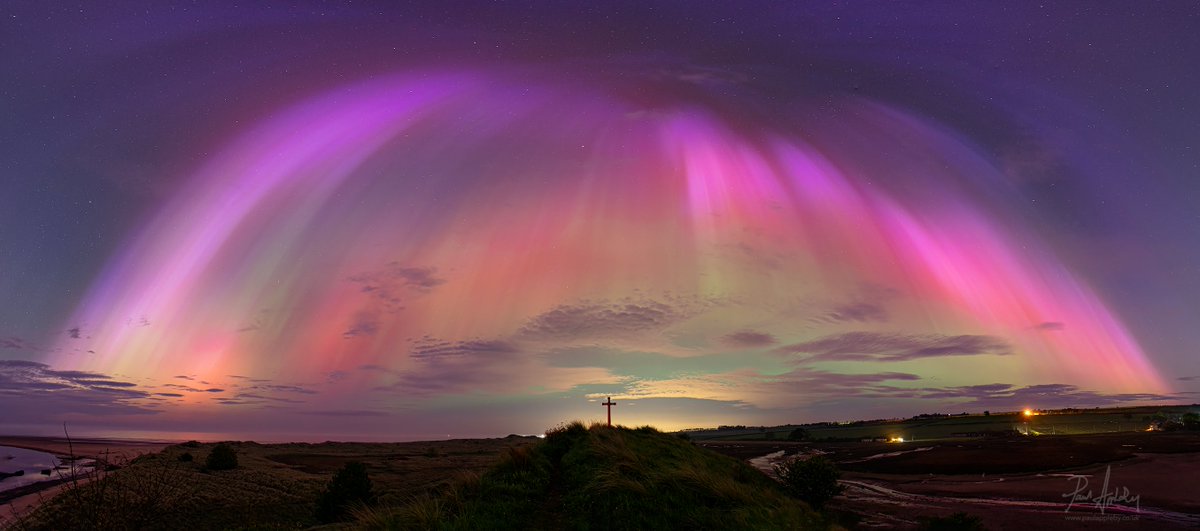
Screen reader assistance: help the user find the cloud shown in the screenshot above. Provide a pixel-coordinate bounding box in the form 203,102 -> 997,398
301,410 -> 389,417
720,330 -> 778,348
1,336 -> 37,351
67,327 -> 81,339
391,266 -> 446,291
1033,321 -> 1065,331
374,336 -> 617,397
342,312 -> 380,339
814,302 -> 889,324
1178,376 -> 1200,382
808,286 -> 898,325
410,337 -> 519,360
233,393 -> 304,404
246,384 -> 317,395
612,367 -> 924,408
347,262 -> 446,310
912,383 -> 1178,409
777,332 -> 1010,362
547,346 -> 747,380
0,360 -> 157,422
519,298 -> 690,340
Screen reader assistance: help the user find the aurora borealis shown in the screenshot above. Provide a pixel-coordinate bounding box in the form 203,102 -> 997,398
3,3 -> 1198,440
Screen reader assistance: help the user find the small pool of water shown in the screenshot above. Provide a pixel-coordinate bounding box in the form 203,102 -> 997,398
0,445 -> 70,492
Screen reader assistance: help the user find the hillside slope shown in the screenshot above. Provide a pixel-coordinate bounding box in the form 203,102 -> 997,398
359,423 -> 826,530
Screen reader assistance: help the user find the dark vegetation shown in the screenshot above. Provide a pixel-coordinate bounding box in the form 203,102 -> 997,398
355,422 -> 826,530
315,461 -> 376,523
774,455 -> 843,509
919,512 -> 987,531
788,427 -> 810,441
204,443 -> 238,471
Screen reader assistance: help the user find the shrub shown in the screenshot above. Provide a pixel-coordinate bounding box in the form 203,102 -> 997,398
920,511 -> 986,530
775,455 -> 843,509
177,452 -> 193,462
787,428 -> 809,441
1183,412 -> 1200,430
204,444 -> 238,471
316,461 -> 375,523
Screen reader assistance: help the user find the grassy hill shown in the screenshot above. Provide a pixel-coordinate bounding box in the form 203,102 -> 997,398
356,423 -> 827,530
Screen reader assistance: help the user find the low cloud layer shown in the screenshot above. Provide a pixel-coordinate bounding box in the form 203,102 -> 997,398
721,330 -> 778,348
777,332 -> 1010,362
812,302 -> 889,324
0,360 -> 157,423
519,298 -> 691,341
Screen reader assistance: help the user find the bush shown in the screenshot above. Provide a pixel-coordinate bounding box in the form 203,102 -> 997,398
316,461 -> 375,523
920,511 -> 986,530
177,452 -> 193,462
774,455 -> 843,509
204,444 -> 238,471
1182,412 -> 1200,430
787,428 -> 809,441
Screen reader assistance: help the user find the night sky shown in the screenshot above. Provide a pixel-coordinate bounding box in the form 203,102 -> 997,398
2,2 -> 1198,441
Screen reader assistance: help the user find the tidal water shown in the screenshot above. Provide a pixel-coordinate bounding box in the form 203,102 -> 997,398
0,445 -> 64,493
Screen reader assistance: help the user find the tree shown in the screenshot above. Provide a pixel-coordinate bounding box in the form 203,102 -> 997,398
205,444 -> 238,471
787,427 -> 810,441
774,455 -> 843,509
316,461 -> 376,523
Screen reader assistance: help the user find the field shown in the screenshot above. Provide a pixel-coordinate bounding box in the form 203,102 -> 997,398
686,405 -> 1199,442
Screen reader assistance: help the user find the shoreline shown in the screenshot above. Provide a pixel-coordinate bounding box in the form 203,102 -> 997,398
0,437 -> 173,524
0,477 -> 73,506
0,436 -> 176,460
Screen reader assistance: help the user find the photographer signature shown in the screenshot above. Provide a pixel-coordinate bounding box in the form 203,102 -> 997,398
1063,465 -> 1140,513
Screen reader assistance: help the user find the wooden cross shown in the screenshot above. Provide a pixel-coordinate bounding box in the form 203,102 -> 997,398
602,397 -> 616,426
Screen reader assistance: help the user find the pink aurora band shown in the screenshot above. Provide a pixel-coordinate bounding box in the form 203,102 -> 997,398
51,70 -> 1169,407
